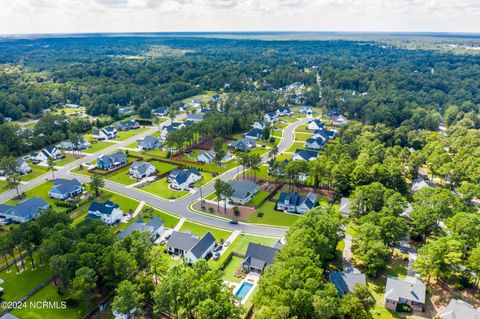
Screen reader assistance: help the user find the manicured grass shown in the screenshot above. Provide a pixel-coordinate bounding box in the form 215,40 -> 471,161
295,124 -> 310,133
214,234 -> 279,266
114,127 -> 150,141
141,206 -> 180,229
4,181 -> 55,206
0,252 -> 52,302
11,284 -> 86,319
151,161 -> 179,175
248,147 -> 269,157
143,148 -> 169,158
286,141 -> 306,153
0,180 -> 7,192
141,178 -> 189,199
205,192 -> 217,201
279,116 -> 296,123
55,154 -> 78,167
294,132 -> 311,142
104,166 -> 136,186
275,153 -> 291,162
179,221 -> 231,242
247,201 -> 300,227
247,191 -> 270,207
222,256 -> 244,283
274,122 -> 288,129
21,165 -> 49,181
271,129 -> 283,138
84,141 -> 115,154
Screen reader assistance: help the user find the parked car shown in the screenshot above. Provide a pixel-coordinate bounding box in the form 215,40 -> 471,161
213,252 -> 221,261
213,245 -> 223,252
223,241 -> 231,247
229,220 -> 238,225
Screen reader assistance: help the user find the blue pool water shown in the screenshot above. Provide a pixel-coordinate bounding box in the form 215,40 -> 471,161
235,282 -> 254,300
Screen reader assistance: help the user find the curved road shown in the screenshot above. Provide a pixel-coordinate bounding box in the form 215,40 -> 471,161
0,116 -> 309,237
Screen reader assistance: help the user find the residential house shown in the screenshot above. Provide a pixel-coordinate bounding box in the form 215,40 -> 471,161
411,178 -> 436,193
339,197 -> 351,216
49,178 -> 83,200
264,112 -> 278,123
211,95 -> 222,102
252,120 -> 266,130
92,127 -> 117,140
59,136 -> 90,151
184,232 -> 216,264
292,149 -> 318,161
384,276 -> 426,312
189,99 -> 203,108
138,136 -> 162,150
439,299 -> 480,319
129,161 -> 157,179
307,119 -> 326,131
0,198 -> 49,223
96,151 -> 128,171
227,180 -> 260,205
326,109 -> 341,117
152,108 -> 168,117
115,120 -> 139,131
299,106 -> 313,116
230,138 -> 256,152
183,120 -> 194,128
197,151 -> 233,164
118,106 -> 134,115
16,158 -> 31,175
276,192 -> 318,214
329,270 -> 366,296
86,201 -> 123,225
160,125 -> 176,140
35,145 -> 63,162
168,168 -> 202,191
65,103 -> 80,108
244,128 -> 263,140
242,241 -> 282,274
168,231 -> 216,264
118,217 -> 164,240
332,115 -> 348,126
305,137 -> 325,150
276,106 -> 292,116
186,113 -> 205,122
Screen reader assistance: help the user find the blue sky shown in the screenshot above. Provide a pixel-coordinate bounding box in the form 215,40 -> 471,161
0,0 -> 479,34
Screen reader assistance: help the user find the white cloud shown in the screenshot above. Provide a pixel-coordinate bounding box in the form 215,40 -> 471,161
0,0 -> 479,34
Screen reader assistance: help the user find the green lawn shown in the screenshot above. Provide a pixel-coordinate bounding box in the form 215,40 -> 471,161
180,221 -> 231,242
286,141 -> 306,153
279,116 -> 296,123
275,153 -> 292,162
222,256 -> 244,283
114,127 -> 150,141
84,141 -> 115,154
104,166 -> 136,186
0,180 -> 7,192
247,201 -> 300,227
0,252 -> 52,302
151,161 -> 178,175
4,181 -> 55,206
271,129 -> 283,138
55,154 -> 79,167
247,191 -> 270,207
11,284 -> 86,319
248,147 -> 269,157
294,132 -> 311,142
21,165 -> 49,181
143,148 -> 168,158
140,178 -> 189,199
140,206 -> 180,229
295,124 -> 310,133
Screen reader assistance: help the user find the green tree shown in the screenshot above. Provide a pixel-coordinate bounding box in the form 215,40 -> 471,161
89,174 -> 104,196
111,280 -> 142,319
47,156 -> 56,179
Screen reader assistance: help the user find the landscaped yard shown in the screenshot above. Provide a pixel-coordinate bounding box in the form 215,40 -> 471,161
0,252 -> 52,302
286,141 -> 306,153
179,221 -> 231,242
84,141 -> 115,154
11,283 -> 86,319
151,161 -> 179,175
140,178 -> 189,199
114,127 -> 150,141
4,181 -> 55,206
21,164 -> 49,181
222,256 -> 244,283
103,166 -> 136,186
246,201 -> 300,227
294,132 -> 311,142
247,191 -> 270,207
248,147 -> 269,157
55,154 -> 79,167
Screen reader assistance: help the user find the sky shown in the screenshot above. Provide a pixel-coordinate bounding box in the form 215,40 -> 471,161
0,0 -> 479,34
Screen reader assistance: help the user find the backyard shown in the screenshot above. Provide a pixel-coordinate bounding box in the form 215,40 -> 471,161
140,178 -> 189,199
83,141 -> 115,154
114,127 -> 150,141
179,221 -> 231,242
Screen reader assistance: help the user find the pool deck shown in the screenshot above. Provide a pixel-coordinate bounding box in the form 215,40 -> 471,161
231,272 -> 260,304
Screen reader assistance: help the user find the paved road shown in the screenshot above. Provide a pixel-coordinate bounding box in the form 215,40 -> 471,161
1,116 -> 309,237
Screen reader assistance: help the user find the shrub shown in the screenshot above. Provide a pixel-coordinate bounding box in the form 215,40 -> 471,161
233,207 -> 240,216
257,212 -> 264,218
209,207 -> 214,213
396,303 -> 412,313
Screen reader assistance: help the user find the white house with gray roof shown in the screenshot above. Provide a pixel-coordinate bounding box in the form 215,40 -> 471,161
242,241 -> 282,274
184,232 -> 216,264
227,180 -> 260,205
0,198 -> 49,223
118,217 -> 164,240
137,136 -> 162,150
167,231 -> 216,264
97,151 -> 128,171
129,161 -> 156,179
49,178 -> 83,200
440,299 -> 480,319
384,276 -> 426,312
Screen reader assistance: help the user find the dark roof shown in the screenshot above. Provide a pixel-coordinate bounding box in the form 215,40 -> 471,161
173,168 -> 201,184
118,216 -> 164,240
329,271 -> 366,296
168,231 -> 199,251
244,242 -> 280,270
294,149 -> 318,160
138,135 -> 159,147
245,128 -> 262,138
306,137 -> 325,146
130,161 -> 155,175
153,108 -> 167,114
99,151 -> 127,166
189,232 -> 216,258
51,178 -> 82,195
0,197 -> 49,219
309,119 -> 325,128
88,200 -> 120,216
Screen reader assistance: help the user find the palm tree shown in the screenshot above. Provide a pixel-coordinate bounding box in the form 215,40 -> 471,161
269,145 -> 279,159
223,183 -> 235,215
195,179 -> 204,206
214,179 -> 223,213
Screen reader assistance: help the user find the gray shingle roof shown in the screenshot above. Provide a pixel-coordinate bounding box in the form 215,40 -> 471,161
243,242 -> 280,270
228,180 -> 259,200
51,178 -> 82,195
385,276 -> 426,304
130,161 -> 155,175
88,200 -> 119,216
440,299 -> 480,319
189,232 -> 216,259
118,216 -> 164,240
168,231 -> 200,252
0,197 -> 49,219
329,271 -> 366,296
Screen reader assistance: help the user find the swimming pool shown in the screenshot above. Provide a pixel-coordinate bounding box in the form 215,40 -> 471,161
235,282 -> 254,300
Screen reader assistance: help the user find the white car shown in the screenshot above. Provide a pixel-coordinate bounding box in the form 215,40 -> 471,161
223,241 -> 231,247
